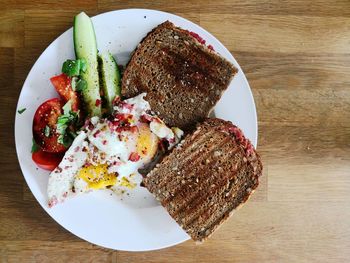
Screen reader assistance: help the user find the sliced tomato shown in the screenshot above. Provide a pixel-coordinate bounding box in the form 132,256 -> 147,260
32,150 -> 63,171
33,98 -> 67,153
50,73 -> 79,112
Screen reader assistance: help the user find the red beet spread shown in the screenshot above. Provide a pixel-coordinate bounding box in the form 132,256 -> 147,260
225,126 -> 255,156
189,31 -> 206,45
188,31 -> 215,51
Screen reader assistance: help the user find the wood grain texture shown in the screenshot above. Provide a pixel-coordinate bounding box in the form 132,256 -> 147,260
0,1 -> 350,262
0,10 -> 24,48
1,0 -> 97,11
200,14 -> 350,54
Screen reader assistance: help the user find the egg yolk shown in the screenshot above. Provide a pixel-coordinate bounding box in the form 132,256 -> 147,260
136,124 -> 158,160
78,164 -> 117,189
119,176 -> 136,189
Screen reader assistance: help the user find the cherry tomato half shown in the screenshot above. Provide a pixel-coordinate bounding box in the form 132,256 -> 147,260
32,98 -> 67,153
32,149 -> 63,171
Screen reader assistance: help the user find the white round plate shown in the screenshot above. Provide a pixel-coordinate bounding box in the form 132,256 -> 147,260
15,9 -> 257,251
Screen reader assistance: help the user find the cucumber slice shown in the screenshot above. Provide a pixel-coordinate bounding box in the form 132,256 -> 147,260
98,52 -> 121,114
73,12 -> 101,117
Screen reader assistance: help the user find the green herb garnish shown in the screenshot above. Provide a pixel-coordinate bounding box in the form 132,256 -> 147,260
75,79 -> 87,92
58,133 -> 75,148
31,138 -> 40,153
56,100 -> 79,148
70,76 -> 87,92
61,58 -> 87,77
18,108 -> 26,114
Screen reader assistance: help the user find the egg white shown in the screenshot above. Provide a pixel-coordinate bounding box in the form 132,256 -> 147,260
47,93 -> 182,207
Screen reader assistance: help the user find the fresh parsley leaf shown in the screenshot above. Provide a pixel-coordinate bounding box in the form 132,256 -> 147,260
31,138 -> 40,153
75,79 -> 87,92
56,117 -> 69,136
62,59 -> 80,77
57,130 -> 77,148
71,76 -> 87,93
58,133 -> 74,148
56,113 -> 77,135
44,125 -> 50,137
62,59 -> 87,77
56,100 -> 79,148
18,108 -> 26,114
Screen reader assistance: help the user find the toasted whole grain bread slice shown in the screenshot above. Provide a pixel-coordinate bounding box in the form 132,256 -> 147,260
122,21 -> 238,130
143,118 -> 262,242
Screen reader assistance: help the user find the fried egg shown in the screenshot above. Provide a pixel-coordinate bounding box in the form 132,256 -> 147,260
47,93 -> 183,207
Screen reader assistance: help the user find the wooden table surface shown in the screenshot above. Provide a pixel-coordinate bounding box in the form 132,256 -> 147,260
1,1 -> 350,262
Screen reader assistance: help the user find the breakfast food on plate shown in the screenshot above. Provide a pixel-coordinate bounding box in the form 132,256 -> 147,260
122,21 -> 238,130
143,118 -> 263,242
47,93 -> 183,207
29,11 -> 263,243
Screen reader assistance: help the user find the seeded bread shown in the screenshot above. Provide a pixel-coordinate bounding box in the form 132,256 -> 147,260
143,118 -> 262,242
122,21 -> 238,130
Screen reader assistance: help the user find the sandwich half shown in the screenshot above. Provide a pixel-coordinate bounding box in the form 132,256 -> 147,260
122,21 -> 238,130
143,118 -> 262,242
